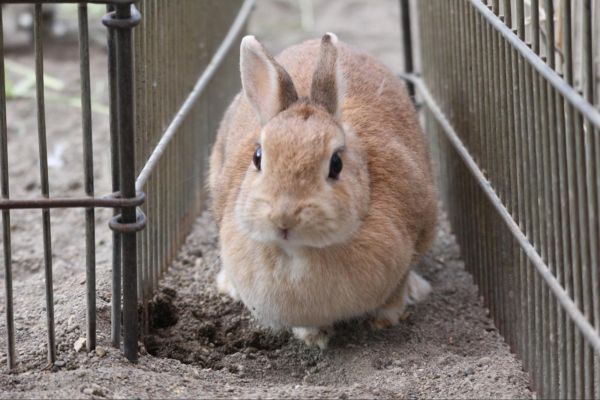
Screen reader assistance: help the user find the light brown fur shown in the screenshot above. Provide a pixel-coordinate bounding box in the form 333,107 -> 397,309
208,34 -> 437,347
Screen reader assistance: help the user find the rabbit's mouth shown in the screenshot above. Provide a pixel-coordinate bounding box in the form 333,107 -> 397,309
279,228 -> 289,241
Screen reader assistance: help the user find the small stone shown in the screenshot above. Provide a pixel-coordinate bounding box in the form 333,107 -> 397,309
67,316 -> 79,332
95,347 -> 107,357
463,367 -> 475,376
74,337 -> 86,352
477,356 -> 491,367
82,385 -> 105,397
191,249 -> 203,258
54,360 -> 66,368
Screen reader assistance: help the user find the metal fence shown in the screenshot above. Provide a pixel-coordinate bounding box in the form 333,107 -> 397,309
132,0 -> 249,348
403,0 -> 600,398
0,0 -> 251,369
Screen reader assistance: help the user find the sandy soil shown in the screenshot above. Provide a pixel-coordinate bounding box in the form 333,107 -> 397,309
0,1 -> 532,398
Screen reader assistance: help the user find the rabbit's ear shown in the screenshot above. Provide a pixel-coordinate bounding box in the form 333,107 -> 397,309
240,35 -> 298,125
311,33 -> 344,117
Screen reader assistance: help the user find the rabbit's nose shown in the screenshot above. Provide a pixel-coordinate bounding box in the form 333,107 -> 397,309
269,205 -> 300,230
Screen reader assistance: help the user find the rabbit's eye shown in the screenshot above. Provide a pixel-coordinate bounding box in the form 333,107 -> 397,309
253,146 -> 262,171
328,152 -> 342,179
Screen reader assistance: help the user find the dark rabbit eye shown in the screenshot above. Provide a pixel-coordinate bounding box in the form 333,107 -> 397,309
253,146 -> 262,171
328,152 -> 342,179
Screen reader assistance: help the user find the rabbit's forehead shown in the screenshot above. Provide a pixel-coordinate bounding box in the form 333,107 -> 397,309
260,109 -> 344,158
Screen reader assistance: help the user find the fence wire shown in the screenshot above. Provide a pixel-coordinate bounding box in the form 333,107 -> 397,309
131,0 -> 250,342
409,0 -> 600,398
0,0 -> 251,368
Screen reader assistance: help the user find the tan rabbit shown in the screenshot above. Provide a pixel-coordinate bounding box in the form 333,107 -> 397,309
208,33 -> 437,348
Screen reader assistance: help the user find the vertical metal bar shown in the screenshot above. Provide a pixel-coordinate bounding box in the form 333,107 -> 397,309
517,0 -> 525,40
563,2 -> 579,397
531,0 -> 540,53
505,9 -> 518,353
34,4 -> 56,366
475,5 -> 485,300
106,3 -> 121,349
482,15 -> 492,314
500,24 -> 515,352
516,2 -> 529,373
576,0 -> 598,398
78,3 -> 96,353
529,3 -> 546,391
0,7 -> 15,371
544,1 -> 560,396
538,69 -> 552,400
524,60 -> 536,382
134,0 -> 148,337
151,1 -> 158,297
114,3 -> 139,363
491,15 -> 502,335
580,2 -> 596,398
556,66 -> 570,400
503,0 -> 511,26
139,0 -> 148,336
401,0 -> 415,98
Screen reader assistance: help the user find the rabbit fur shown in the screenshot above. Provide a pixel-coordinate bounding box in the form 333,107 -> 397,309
208,33 -> 437,348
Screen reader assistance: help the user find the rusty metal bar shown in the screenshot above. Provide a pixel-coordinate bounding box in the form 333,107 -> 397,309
34,3 -> 56,366
115,3 -> 139,362
78,2 -> 96,353
103,2 -> 141,362
0,192 -> 144,209
106,2 -> 121,349
0,6 -> 15,371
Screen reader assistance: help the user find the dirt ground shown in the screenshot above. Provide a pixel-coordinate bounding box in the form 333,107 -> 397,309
0,1 -> 532,398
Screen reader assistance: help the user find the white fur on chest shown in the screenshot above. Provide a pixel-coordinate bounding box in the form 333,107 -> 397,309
271,247 -> 312,283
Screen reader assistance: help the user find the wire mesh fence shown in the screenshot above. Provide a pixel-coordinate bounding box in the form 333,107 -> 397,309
131,0 -> 250,347
405,0 -> 600,398
0,0 -> 252,369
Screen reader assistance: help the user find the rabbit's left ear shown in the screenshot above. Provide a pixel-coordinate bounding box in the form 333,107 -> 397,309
240,35 -> 299,125
310,33 -> 344,117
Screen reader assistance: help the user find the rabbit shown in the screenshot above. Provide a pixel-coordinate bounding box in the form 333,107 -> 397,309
208,33 -> 437,349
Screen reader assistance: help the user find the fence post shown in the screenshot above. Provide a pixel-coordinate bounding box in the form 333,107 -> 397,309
105,3 -> 122,351
103,2 -> 142,362
400,0 -> 415,99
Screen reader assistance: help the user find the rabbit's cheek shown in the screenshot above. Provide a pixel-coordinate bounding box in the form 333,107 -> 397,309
233,194 -> 273,242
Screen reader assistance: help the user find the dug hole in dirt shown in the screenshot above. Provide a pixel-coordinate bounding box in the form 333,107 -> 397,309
0,1 -> 532,398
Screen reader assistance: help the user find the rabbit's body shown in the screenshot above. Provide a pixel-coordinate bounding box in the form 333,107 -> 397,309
209,35 -> 436,347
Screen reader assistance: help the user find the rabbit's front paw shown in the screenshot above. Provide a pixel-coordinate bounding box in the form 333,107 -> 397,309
216,269 -> 240,301
292,327 -> 332,349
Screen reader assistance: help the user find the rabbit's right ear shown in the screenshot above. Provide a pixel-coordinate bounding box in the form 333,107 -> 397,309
240,36 -> 298,125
